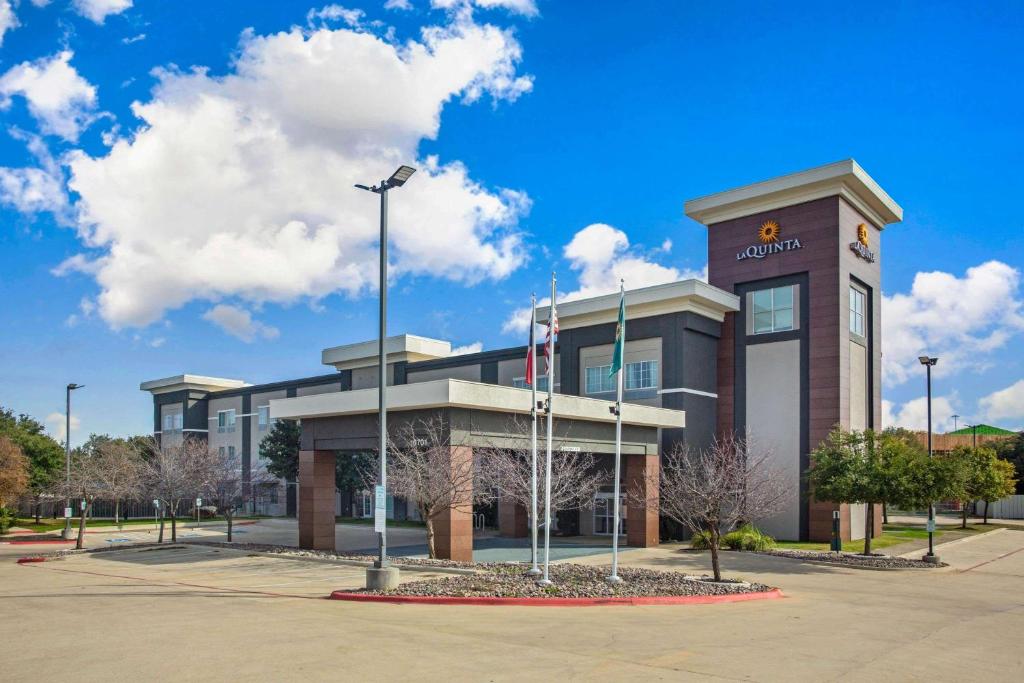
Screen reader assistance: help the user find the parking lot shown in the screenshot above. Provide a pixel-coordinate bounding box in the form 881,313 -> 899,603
3,526 -> 1023,681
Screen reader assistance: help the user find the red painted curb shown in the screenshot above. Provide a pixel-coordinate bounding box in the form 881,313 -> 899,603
16,557 -> 47,564
329,588 -> 784,606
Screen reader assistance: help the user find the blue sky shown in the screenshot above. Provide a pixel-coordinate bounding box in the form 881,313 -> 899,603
1,0 -> 1022,445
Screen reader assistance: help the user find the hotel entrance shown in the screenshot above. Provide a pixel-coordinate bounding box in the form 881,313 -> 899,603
593,492 -> 626,536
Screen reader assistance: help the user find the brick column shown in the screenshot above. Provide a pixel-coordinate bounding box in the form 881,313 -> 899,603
498,496 -> 528,538
626,452 -> 659,547
298,450 -> 336,551
429,445 -> 474,562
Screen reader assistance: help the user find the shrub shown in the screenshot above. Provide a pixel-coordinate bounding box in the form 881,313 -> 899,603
0,506 -> 15,535
689,529 -> 713,549
722,524 -> 776,551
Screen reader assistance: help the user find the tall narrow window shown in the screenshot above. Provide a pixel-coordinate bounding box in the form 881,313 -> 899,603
849,286 -> 866,337
750,285 -> 795,334
258,406 -> 270,430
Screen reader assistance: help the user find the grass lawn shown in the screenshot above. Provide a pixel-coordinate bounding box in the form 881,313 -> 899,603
335,516 -> 426,528
773,521 -> 1003,552
12,516 -> 231,533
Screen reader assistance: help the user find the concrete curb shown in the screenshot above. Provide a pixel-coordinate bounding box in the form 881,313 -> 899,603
328,587 -> 785,607
1,539 -> 76,546
897,527 -> 1006,559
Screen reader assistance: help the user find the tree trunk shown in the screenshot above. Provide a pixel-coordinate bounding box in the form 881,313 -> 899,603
708,525 -> 722,581
882,502 -> 889,524
226,509 -> 233,542
984,500 -> 990,524
158,514 -> 165,543
425,515 -> 436,559
75,503 -> 89,550
115,500 -> 121,528
961,503 -> 969,529
171,511 -> 177,542
34,498 -> 41,524
863,502 -> 873,555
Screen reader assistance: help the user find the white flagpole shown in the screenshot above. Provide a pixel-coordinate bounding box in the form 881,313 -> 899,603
608,280 -> 625,584
527,293 -> 540,576
539,273 -> 556,586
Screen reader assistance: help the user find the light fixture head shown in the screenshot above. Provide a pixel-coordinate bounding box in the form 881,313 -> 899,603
387,165 -> 416,188
918,356 -> 938,366
68,383 -> 84,390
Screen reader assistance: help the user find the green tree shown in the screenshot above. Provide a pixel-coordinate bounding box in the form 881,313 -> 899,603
259,419 -> 300,482
994,432 -> 1024,494
808,428 -> 923,555
0,407 -> 64,522
977,456 -> 1017,523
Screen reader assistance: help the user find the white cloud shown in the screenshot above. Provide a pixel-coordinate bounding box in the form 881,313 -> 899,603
121,33 -> 146,44
64,297 -> 96,327
46,412 -> 81,443
432,0 -> 538,18
979,380 -> 1024,423
0,51 -> 98,141
502,223 -> 707,334
882,261 -> 1024,385
385,0 -> 413,9
203,304 -> 280,343
881,395 -> 958,433
60,16 -> 533,330
0,1 -> 18,47
0,129 -> 69,217
71,0 -> 132,24
307,4 -> 364,28
149,336 -> 166,348
450,341 -> 483,355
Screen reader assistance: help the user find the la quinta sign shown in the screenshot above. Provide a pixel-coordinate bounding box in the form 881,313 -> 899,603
736,220 -> 804,261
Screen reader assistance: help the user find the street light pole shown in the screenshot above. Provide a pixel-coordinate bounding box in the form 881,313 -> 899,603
356,165 -> 416,581
62,383 -> 83,539
918,356 -> 939,563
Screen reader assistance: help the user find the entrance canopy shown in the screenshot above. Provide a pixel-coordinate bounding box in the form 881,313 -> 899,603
270,378 -> 685,455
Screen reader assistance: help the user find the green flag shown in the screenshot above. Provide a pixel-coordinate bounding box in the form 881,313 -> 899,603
609,287 -> 625,377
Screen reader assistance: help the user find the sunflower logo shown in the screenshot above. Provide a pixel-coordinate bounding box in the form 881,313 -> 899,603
857,223 -> 869,247
758,220 -> 781,243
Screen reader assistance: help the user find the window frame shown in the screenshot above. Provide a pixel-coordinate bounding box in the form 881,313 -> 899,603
257,405 -> 270,430
849,285 -> 866,339
748,285 -> 797,335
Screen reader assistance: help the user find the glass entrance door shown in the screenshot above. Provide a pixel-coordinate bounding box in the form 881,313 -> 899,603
593,493 -> 626,535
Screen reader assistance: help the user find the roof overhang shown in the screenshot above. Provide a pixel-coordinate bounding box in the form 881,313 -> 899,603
536,279 -> 739,330
684,159 -> 903,230
140,374 -> 248,395
322,334 -> 451,370
270,378 -> 684,430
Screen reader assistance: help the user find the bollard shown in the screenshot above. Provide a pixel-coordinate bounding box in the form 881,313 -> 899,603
830,510 -> 842,552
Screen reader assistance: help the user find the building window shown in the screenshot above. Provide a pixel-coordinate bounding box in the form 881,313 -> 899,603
361,492 -> 372,517
218,447 -> 225,457
751,285 -> 795,334
217,409 -> 236,433
173,413 -> 183,431
586,361 -> 658,395
593,493 -> 626,535
625,360 -> 659,390
228,445 -> 235,458
512,376 -> 550,392
163,414 -> 173,432
585,365 -> 616,394
257,406 -> 270,430
849,286 -> 866,337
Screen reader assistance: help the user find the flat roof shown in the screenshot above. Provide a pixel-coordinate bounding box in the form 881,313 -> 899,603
537,279 -> 739,329
270,378 -> 685,430
140,374 -> 249,395
322,333 -> 451,370
684,159 -> 903,229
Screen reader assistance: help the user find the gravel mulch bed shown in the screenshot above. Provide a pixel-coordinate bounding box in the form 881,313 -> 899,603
186,541 -> 485,569
760,549 -> 947,569
354,564 -> 773,599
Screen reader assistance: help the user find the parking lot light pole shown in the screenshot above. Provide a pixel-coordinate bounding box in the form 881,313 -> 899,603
61,383 -> 83,540
918,356 -> 939,563
356,165 -> 416,578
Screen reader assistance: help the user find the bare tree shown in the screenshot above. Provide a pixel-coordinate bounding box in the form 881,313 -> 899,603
61,451 -> 106,550
145,436 -> 211,543
478,417 -> 607,532
648,435 -> 789,581
202,447 -> 273,542
377,415 -> 488,559
91,440 -> 145,528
